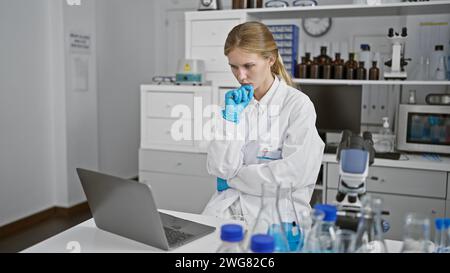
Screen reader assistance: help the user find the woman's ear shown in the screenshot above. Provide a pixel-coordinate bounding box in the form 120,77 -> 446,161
268,55 -> 276,67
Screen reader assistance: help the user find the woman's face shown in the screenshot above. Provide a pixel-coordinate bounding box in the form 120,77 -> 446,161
227,47 -> 275,91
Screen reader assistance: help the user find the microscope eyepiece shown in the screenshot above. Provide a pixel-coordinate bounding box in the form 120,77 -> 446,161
388,28 -> 394,37
401,27 -> 407,37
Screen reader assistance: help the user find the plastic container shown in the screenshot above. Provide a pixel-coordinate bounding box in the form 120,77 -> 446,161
216,224 -> 245,253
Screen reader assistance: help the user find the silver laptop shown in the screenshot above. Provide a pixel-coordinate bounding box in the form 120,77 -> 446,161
76,168 -> 216,250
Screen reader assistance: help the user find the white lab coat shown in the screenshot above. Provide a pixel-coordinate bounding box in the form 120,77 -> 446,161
203,76 -> 325,226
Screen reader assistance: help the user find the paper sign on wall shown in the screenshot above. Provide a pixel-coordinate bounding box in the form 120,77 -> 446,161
69,32 -> 90,53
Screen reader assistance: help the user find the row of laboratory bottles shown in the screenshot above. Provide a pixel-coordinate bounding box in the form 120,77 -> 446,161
410,45 -> 449,81
217,182 -> 450,253
296,46 -> 380,80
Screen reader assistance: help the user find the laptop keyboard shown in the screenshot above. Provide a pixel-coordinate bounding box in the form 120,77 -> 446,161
163,226 -> 194,246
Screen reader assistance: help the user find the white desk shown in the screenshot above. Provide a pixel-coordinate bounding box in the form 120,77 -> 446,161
22,209 -> 402,253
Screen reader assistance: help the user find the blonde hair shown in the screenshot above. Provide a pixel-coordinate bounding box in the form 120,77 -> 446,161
224,21 -> 294,87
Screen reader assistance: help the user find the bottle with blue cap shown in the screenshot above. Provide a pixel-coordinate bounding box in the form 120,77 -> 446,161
434,218 -> 445,253
250,234 -> 275,253
303,204 -> 337,253
435,218 -> 450,253
216,224 -> 245,253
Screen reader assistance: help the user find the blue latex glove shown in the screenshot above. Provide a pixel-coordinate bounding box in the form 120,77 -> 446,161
222,85 -> 254,123
216,177 -> 229,192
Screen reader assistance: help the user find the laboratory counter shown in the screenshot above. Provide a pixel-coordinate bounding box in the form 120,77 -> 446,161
22,210 -> 403,253
322,153 -> 450,172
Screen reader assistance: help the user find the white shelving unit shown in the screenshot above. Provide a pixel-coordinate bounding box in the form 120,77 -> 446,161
246,1 -> 450,19
294,79 -> 450,86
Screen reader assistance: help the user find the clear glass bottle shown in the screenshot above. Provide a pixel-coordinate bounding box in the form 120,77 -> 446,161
354,195 -> 388,253
277,184 -> 301,252
216,224 -> 245,253
301,209 -> 326,253
249,182 -> 289,252
304,204 -> 338,253
435,56 -> 447,80
374,117 -> 395,153
250,234 -> 275,253
400,213 -> 431,253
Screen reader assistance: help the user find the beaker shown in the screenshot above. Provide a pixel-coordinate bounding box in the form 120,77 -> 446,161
400,212 -> 432,253
277,183 -> 301,252
249,182 -> 289,252
354,194 -> 388,253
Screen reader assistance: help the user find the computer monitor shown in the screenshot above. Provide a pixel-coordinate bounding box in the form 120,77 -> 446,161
300,84 -> 362,135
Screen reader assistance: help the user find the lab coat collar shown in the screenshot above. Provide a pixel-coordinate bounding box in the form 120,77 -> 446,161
250,76 -> 283,117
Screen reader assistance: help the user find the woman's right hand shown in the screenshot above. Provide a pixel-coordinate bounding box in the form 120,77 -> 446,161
223,85 -> 254,123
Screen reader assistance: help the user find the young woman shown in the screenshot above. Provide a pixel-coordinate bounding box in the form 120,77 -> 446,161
203,21 -> 325,226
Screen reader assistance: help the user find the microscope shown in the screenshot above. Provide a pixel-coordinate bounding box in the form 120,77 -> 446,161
333,130 -> 389,232
384,27 -> 410,80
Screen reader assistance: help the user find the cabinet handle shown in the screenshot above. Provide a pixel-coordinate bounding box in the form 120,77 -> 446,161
369,176 -> 386,183
176,162 -> 182,166
165,130 -> 171,135
211,32 -> 216,36
166,103 -> 172,108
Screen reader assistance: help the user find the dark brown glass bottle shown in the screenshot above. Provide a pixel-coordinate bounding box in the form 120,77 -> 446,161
317,46 -> 332,78
332,53 -> 344,79
310,57 -> 320,79
297,57 -> 308,79
344,52 -> 358,80
356,61 -> 367,80
369,61 -> 380,80
323,63 -> 331,79
304,52 -> 312,78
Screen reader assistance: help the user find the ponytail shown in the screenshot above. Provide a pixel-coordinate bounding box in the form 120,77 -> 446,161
271,52 -> 294,87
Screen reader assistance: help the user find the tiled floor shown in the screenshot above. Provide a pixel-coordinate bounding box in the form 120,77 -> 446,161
0,210 -> 92,253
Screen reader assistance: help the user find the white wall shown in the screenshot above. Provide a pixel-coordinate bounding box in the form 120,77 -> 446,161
0,0 -> 55,226
0,0 -> 99,226
95,0 -> 198,178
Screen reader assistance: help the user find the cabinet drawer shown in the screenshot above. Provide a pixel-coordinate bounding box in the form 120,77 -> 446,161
139,149 -> 209,177
191,46 -> 229,72
143,118 -> 194,147
327,189 -> 445,241
191,19 -> 239,46
327,163 -> 447,198
139,171 -> 215,214
145,91 -> 194,118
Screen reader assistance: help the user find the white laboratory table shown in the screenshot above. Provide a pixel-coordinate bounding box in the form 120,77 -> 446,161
22,209 -> 403,253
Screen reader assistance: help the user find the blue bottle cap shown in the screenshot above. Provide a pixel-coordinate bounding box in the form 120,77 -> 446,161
435,218 -> 445,230
314,204 -> 337,222
220,224 -> 243,242
444,218 -> 450,229
360,44 -> 371,51
251,234 -> 275,253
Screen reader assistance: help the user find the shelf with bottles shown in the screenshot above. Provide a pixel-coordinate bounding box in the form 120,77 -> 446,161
293,78 -> 450,86
246,1 -> 450,20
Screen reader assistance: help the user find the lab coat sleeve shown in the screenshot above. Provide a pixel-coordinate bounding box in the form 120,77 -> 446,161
206,113 -> 247,179
227,99 -> 325,196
